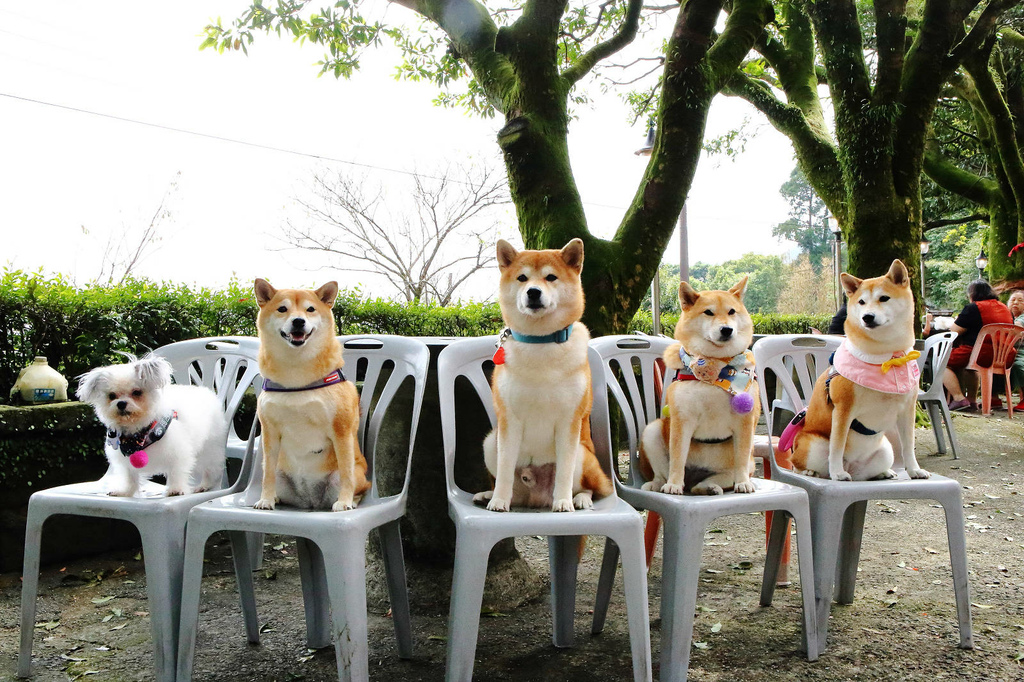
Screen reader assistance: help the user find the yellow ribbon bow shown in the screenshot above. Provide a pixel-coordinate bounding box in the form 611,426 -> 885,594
880,350 -> 921,374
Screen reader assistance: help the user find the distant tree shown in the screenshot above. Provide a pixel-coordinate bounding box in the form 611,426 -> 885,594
771,166 -> 831,271
690,252 -> 786,313
775,254 -> 839,315
284,162 -> 509,305
639,263 -> 682,314
89,172 -> 179,286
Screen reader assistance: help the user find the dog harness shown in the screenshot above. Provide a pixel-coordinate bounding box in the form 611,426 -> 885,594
664,347 -> 756,415
492,325 -> 574,365
106,411 -> 177,469
262,368 -> 347,392
778,340 -> 921,451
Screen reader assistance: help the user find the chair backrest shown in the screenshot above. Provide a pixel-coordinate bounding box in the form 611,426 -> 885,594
967,323 -> 1024,371
150,336 -> 263,491
917,331 -> 957,399
752,334 -> 841,475
589,335 -> 675,488
436,336 -> 616,502
241,335 -> 429,504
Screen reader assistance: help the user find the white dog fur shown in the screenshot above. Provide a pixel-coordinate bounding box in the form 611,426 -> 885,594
77,355 -> 228,497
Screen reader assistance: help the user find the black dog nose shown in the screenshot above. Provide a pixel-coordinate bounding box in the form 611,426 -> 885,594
720,327 -> 733,338
862,313 -> 876,326
291,317 -> 306,329
527,288 -> 542,301
116,400 -> 128,411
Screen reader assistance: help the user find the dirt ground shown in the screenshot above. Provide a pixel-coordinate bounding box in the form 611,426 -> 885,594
1,411 -> 1022,682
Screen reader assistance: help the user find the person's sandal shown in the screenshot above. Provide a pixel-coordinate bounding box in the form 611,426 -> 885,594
948,397 -> 972,411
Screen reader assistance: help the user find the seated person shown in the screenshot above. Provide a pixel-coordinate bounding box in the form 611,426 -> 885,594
924,280 -> 1013,410
1009,290 -> 1024,411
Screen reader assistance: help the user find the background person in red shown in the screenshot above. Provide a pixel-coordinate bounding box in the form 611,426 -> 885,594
927,280 -> 1013,410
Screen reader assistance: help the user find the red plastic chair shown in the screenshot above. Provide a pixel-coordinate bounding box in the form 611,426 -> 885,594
966,323 -> 1024,417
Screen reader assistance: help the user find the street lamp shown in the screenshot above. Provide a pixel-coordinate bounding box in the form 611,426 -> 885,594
636,120 -> 689,335
976,248 -> 988,279
826,215 -> 842,310
919,237 -> 930,304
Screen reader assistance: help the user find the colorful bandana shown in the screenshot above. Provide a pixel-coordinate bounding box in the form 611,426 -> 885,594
675,348 -> 755,394
106,411 -> 177,457
832,340 -> 920,395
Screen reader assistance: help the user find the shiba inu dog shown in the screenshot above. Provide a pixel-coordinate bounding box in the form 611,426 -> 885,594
473,239 -> 612,512
252,278 -> 370,511
786,260 -> 929,481
638,279 -> 760,495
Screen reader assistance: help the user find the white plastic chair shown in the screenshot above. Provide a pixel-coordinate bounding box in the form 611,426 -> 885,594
916,332 -> 960,458
175,335 -> 429,682
752,334 -> 973,652
18,337 -> 262,681
436,336 -> 652,682
589,335 -> 818,681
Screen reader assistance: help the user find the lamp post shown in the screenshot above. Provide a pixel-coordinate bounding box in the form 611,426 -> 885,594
636,120 -> 689,335
976,248 -> 988,279
826,215 -> 841,310
919,237 -> 930,305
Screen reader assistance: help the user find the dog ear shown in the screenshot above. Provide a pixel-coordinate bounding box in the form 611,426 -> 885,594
678,281 -> 701,310
840,272 -> 862,297
728,276 -> 749,301
75,367 -> 105,404
316,281 -> 339,306
496,240 -> 518,270
560,238 -> 585,274
886,259 -> 910,287
254,278 -> 276,307
134,356 -> 173,389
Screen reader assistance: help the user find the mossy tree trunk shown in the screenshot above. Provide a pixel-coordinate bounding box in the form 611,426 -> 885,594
723,0 -> 1016,307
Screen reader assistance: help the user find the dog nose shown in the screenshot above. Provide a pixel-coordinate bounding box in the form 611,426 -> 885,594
862,313 -> 876,326
719,326 -> 733,339
527,288 -> 542,301
116,400 -> 128,411
291,317 -> 306,329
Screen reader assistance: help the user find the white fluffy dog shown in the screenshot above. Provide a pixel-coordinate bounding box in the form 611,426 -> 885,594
77,355 -> 228,497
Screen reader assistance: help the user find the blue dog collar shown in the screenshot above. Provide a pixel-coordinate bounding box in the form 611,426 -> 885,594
508,324 -> 574,344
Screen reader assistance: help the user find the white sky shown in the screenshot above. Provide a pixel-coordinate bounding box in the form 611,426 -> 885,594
0,1 -> 799,300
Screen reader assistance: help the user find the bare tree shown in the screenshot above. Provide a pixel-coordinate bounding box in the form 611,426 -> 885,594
88,172 -> 180,285
285,162 -> 509,305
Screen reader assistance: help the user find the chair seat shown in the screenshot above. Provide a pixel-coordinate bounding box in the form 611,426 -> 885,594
618,477 -> 810,517
27,479 -> 235,516
448,491 -> 643,536
187,491 -> 406,535
771,467 -> 963,501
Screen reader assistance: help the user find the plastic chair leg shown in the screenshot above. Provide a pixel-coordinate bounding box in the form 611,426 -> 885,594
835,501 -> 867,605
610,526 -> 653,682
764,510 -> 792,586
549,535 -> 580,648
445,534 -> 493,682
942,498 -> 974,649
377,520 -> 414,659
657,521 -> 707,682
940,400 -> 961,459
138,518 -> 186,682
591,537 -> 619,635
177,522 -> 214,682
810,503 -> 847,653
926,402 -> 947,454
297,537 -> 331,649
979,370 -> 994,414
789,503 -> 819,661
228,531 -> 260,644
321,537 -> 371,682
248,531 -> 265,571
17,504 -> 47,678
760,510 -> 790,606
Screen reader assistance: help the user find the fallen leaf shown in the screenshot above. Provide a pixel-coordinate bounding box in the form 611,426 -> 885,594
693,641 -> 709,650
427,635 -> 446,642
60,654 -> 85,662
36,620 -> 60,630
101,615 -> 112,623
923,547 -> 939,555
109,623 -> 127,631
711,623 -> 722,633
91,596 -> 115,605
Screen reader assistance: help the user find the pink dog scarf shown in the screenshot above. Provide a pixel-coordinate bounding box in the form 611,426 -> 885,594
832,340 -> 920,394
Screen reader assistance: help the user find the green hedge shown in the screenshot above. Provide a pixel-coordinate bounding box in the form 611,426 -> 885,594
0,270 -> 833,404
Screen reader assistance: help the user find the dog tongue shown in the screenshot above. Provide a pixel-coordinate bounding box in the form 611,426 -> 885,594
129,451 -> 149,469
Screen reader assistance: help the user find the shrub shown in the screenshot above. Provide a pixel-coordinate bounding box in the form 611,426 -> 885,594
629,310 -> 834,336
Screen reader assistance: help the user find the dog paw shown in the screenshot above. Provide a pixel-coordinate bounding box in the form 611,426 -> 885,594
472,490 -> 493,505
907,467 -> 931,480
572,492 -> 594,510
660,483 -> 685,495
641,481 -> 660,492
486,496 -> 511,512
733,481 -> 756,494
551,498 -> 575,512
253,498 -> 276,510
332,500 -> 357,512
830,470 -> 853,482
798,469 -> 819,478
166,488 -> 188,497
693,483 -> 724,496
107,489 -> 135,497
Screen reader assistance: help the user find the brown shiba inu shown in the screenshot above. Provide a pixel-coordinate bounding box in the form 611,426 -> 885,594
252,278 -> 370,511
473,239 -> 612,512
638,279 -> 760,495
788,260 -> 929,481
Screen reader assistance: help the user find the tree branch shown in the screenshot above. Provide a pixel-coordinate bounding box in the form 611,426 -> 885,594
923,141 -> 998,206
562,0 -> 644,85
872,0 -> 908,105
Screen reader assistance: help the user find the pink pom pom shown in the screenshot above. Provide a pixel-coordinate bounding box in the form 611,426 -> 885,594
129,450 -> 149,469
731,392 -> 754,414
